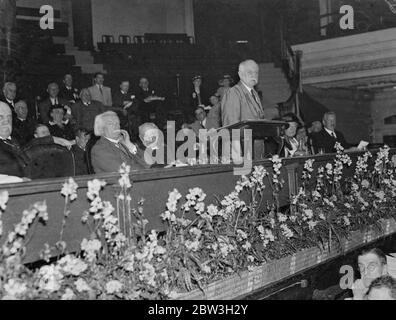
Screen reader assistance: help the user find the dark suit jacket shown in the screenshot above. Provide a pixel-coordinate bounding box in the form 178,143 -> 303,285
59,86 -> 80,103
221,81 -> 265,126
311,129 -> 350,154
71,100 -> 105,132
38,97 -> 69,124
190,89 -> 208,110
12,117 -> 37,146
136,141 -> 167,168
91,137 -> 149,173
71,144 -> 89,176
0,138 -> 29,177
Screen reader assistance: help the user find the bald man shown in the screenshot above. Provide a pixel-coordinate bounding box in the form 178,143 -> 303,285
221,60 -> 265,126
0,102 -> 29,177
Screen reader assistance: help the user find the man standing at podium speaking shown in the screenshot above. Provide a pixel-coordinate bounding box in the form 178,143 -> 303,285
221,59 -> 265,161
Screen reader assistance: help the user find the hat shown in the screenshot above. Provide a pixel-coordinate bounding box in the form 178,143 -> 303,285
218,74 -> 234,86
192,75 -> 202,82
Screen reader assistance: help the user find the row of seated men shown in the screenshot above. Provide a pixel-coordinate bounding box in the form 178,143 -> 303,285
0,99 -> 172,180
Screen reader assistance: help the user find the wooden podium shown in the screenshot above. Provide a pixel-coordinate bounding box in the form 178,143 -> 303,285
218,120 -> 288,160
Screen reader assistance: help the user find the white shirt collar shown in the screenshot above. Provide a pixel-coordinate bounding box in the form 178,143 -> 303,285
324,128 -> 336,137
0,136 -> 11,141
241,81 -> 253,93
201,118 -> 207,127
49,119 -> 69,126
105,137 -> 119,144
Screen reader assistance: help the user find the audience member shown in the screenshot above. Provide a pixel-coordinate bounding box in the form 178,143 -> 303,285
367,276 -> 396,300
206,95 -> 221,129
38,83 -> 69,124
12,100 -> 36,146
311,112 -> 357,154
190,75 -> 207,110
71,127 -> 91,176
137,122 -> 167,168
91,111 -> 149,173
352,248 -> 389,300
59,74 -> 80,104
135,77 -> 165,125
0,102 -> 29,177
308,120 -> 323,134
216,74 -> 234,101
1,82 -> 17,118
281,114 -> 300,157
88,72 -> 112,108
48,105 -> 75,141
25,124 -> 74,150
112,80 -> 139,136
71,89 -> 105,132
189,106 -> 208,136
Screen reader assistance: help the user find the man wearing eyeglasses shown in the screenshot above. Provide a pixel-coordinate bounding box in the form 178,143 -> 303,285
352,248 -> 389,300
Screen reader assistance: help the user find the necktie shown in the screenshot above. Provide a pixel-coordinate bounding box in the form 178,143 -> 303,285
331,131 -> 337,139
251,90 -> 259,105
99,86 -> 103,95
117,142 -> 130,157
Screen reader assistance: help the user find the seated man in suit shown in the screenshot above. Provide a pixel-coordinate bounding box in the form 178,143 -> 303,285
59,74 -> 80,104
1,82 -> 17,116
25,124 -> 75,150
136,122 -> 167,168
48,105 -> 75,141
311,112 -> 358,154
38,83 -> 70,124
135,77 -> 165,126
112,80 -> 139,138
189,106 -> 208,137
0,102 -> 30,177
71,89 -> 105,132
206,95 -> 222,130
91,111 -> 149,173
12,100 -> 37,146
71,127 -> 91,176
88,72 -> 112,108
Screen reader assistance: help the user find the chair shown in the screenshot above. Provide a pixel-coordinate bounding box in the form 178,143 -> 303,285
23,143 -> 75,179
119,35 -> 131,44
101,35 -> 115,44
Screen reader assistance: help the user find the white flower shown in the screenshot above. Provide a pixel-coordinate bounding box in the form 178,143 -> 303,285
61,178 -> 78,201
237,229 -> 248,240
277,212 -> 288,223
185,240 -> 200,252
75,278 -> 91,293
61,288 -> 75,300
81,239 -> 102,262
280,224 -> 294,239
38,265 -> 63,293
307,221 -> 318,231
190,227 -> 202,239
207,204 -> 219,217
58,255 -> 88,276
3,279 -> 27,298
106,280 -> 123,294
303,209 -> 314,220
87,179 -> 106,201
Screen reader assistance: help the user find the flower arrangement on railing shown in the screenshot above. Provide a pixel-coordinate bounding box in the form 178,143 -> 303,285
1,146 -> 396,300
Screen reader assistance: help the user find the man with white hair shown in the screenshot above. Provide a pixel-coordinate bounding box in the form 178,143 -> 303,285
137,122 -> 166,168
91,111 -> 149,173
221,60 -> 265,126
0,101 -> 29,177
221,59 -> 266,160
1,82 -> 17,115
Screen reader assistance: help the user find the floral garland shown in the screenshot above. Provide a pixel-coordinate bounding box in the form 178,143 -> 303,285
1,146 -> 396,300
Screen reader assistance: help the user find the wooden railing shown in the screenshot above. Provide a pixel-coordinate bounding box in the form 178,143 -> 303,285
2,150 -> 393,264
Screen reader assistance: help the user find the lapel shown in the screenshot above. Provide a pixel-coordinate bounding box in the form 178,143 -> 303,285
238,82 -> 263,115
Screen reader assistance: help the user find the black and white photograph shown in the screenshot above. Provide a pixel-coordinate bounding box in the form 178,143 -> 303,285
1,0 -> 396,304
